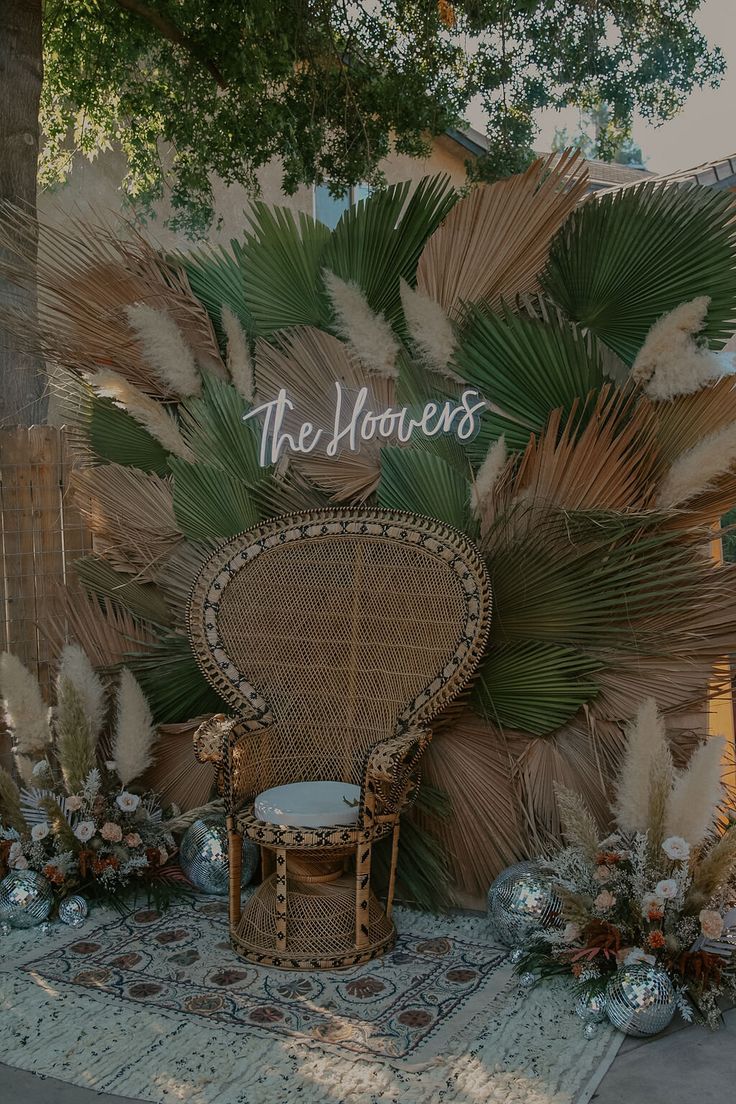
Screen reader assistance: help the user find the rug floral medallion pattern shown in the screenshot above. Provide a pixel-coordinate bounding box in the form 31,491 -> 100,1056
20,898 -> 509,1062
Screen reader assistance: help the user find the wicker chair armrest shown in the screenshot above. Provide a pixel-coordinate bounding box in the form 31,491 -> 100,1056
361,725 -> 431,823
193,714 -> 273,815
193,713 -> 237,767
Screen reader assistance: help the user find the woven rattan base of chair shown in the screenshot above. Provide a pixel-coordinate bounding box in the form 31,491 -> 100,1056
232,872 -> 396,970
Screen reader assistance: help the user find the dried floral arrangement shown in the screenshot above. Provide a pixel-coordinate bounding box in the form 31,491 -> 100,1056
519,700 -> 736,1027
3,154 -> 736,905
0,646 -> 205,909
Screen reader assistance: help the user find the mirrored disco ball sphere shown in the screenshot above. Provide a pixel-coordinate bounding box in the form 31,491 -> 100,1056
605,964 -> 676,1037
59,895 -> 89,926
179,815 -> 259,895
487,861 -> 562,947
0,870 -> 53,929
575,990 -> 607,1024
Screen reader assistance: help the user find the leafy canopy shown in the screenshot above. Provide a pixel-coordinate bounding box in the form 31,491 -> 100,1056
41,0 -> 723,236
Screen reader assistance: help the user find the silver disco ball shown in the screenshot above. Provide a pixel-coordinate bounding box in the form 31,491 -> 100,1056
179,815 -> 259,895
487,861 -> 562,947
59,895 -> 89,927
575,989 -> 607,1024
0,869 -> 54,929
605,964 -> 676,1037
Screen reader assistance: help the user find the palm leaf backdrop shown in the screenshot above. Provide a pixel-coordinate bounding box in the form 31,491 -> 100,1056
6,159 -> 736,903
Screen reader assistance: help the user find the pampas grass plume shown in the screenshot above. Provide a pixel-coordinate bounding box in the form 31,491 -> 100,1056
554,784 -> 599,860
56,678 -> 95,793
472,436 -> 507,517
0,652 -> 51,756
113,669 -> 156,786
613,698 -> 667,834
665,736 -> 726,846
221,305 -> 254,401
86,369 -> 194,461
57,644 -> 106,742
399,278 -> 460,381
657,420 -> 736,508
686,825 -> 736,910
631,296 -> 722,400
125,302 -> 201,397
323,269 -> 399,378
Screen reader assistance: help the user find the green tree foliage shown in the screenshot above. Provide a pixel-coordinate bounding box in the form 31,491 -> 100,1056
40,1 -> 724,236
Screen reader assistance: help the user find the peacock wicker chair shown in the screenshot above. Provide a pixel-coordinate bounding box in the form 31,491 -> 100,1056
187,508 -> 492,969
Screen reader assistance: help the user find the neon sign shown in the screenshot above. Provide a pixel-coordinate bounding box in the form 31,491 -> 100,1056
243,382 -> 487,467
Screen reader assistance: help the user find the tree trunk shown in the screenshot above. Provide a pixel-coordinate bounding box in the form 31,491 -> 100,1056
0,0 -> 46,426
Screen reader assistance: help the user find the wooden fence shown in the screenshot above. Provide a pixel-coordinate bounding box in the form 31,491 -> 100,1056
0,426 -> 91,701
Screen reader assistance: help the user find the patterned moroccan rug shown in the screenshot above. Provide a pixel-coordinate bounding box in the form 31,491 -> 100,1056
0,896 -> 621,1103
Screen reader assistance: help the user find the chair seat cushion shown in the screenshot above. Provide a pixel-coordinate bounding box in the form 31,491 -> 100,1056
253,781 -> 362,828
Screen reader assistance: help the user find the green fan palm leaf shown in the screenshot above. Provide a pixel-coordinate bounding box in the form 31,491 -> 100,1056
542,182 -> 736,365
178,373 -> 265,484
472,642 -> 601,735
89,396 -> 171,475
378,447 -> 472,532
170,459 -> 260,540
452,308 -> 604,446
176,242 -> 252,342
323,176 -> 457,328
240,204 -> 331,334
124,635 -> 226,722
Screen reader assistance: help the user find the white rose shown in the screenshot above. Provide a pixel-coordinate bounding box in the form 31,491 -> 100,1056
563,922 -> 581,943
662,836 -> 690,862
74,820 -> 96,842
654,879 -> 678,900
641,892 -> 665,917
115,792 -> 140,813
65,795 -> 84,812
31,822 -> 50,842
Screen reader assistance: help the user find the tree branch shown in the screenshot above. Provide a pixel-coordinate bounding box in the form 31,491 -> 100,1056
114,0 -> 227,89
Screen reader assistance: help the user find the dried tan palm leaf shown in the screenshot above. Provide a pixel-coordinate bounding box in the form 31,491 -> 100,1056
144,716 -> 217,810
255,326 -> 392,501
41,584 -> 158,672
421,712 -> 527,897
70,466 -> 182,580
646,375 -> 736,470
0,204 -> 224,396
154,539 -> 220,611
416,150 -> 588,320
509,387 -> 659,513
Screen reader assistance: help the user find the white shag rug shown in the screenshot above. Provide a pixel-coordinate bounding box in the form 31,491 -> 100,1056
0,896 -> 621,1104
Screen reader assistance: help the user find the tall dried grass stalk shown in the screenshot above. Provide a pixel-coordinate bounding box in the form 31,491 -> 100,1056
666,736 -> 726,846
657,420 -> 736,507
632,297 -> 722,400
86,368 -> 194,460
647,736 -> 674,850
125,302 -> 201,397
39,795 -> 78,853
0,766 -> 25,833
398,278 -> 460,380
554,784 -> 599,860
56,679 -> 95,794
0,653 -> 51,756
322,269 -> 399,378
221,305 -> 254,401
471,436 -> 507,517
685,825 -> 736,910
57,644 -> 106,742
113,669 -> 156,786
613,698 -> 667,834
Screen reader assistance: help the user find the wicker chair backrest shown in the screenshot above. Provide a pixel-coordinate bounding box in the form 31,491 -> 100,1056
187,509 -> 491,786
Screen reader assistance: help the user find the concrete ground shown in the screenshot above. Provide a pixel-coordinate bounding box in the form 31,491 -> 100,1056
1,1007 -> 733,1104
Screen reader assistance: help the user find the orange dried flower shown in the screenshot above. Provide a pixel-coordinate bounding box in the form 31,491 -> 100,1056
647,930 -> 666,950
437,1 -> 456,28
42,864 -> 64,885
